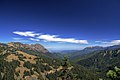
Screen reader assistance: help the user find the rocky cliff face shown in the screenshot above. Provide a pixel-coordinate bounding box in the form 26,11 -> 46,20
30,44 -> 48,53
7,42 -> 49,53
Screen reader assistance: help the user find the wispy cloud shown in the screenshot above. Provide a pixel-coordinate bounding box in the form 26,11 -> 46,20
106,40 -> 120,45
95,41 -> 103,43
37,34 -> 88,44
95,40 -> 120,46
13,31 -> 88,44
13,38 -> 29,42
13,31 -> 39,37
13,38 -> 22,40
29,38 -> 40,42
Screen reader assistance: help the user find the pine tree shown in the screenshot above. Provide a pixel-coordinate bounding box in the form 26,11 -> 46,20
58,56 -> 78,80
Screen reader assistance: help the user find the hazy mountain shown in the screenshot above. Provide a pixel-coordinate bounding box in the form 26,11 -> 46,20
66,45 -> 120,60
66,46 -> 104,59
57,50 -> 79,54
105,44 -> 120,50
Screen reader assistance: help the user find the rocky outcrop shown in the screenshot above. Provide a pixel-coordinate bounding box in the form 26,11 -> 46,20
7,42 -> 49,53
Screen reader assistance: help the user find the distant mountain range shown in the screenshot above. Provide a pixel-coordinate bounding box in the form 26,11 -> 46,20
56,50 -> 80,54
64,45 -> 120,59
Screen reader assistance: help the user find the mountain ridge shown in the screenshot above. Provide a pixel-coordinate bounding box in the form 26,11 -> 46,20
64,45 -> 120,60
7,42 -> 49,53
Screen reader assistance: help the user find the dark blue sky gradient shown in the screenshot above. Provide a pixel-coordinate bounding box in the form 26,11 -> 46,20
0,0 -> 120,50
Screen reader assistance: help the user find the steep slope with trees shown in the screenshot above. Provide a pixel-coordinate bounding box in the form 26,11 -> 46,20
77,48 -> 120,79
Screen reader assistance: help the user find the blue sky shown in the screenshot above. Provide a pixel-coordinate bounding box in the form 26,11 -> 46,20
0,0 -> 120,51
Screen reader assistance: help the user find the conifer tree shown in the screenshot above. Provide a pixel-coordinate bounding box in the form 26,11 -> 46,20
58,56 -> 78,80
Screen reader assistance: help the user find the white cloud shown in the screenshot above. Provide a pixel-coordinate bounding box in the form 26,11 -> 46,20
13,38 -> 29,42
95,41 -> 102,43
109,40 -> 120,45
37,34 -> 88,44
13,31 -> 88,44
13,38 -> 22,40
95,40 -> 120,47
29,38 -> 40,41
100,40 -> 120,45
13,31 -> 39,37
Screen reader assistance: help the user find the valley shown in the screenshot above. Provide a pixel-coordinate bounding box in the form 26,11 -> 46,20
0,42 -> 120,80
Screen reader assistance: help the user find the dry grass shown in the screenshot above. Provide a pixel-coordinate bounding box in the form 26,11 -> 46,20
16,51 -> 37,64
6,54 -> 19,62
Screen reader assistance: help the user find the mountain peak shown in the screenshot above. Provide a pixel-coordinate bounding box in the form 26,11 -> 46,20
7,42 -> 49,53
30,44 -> 49,53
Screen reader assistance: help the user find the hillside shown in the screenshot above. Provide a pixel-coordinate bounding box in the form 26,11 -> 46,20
76,48 -> 120,79
65,46 -> 104,60
67,45 -> 120,61
7,42 -> 49,53
0,42 -> 98,80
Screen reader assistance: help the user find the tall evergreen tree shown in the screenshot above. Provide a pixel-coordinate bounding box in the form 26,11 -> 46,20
57,56 -> 78,80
